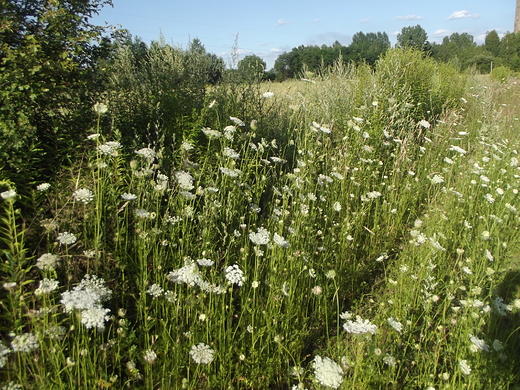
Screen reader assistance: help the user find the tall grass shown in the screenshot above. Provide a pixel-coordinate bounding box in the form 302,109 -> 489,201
1,49 -> 520,389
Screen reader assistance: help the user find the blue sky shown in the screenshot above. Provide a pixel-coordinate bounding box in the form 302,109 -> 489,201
91,0 -> 515,69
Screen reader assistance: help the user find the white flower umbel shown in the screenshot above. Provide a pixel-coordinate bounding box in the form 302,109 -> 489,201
73,188 -> 94,204
0,342 -> 10,368
36,183 -> 51,192
1,189 -> 16,200
249,227 -> 270,245
313,355 -> 343,389
61,274 -> 112,312
35,278 -> 59,295
219,167 -> 242,177
469,334 -> 490,352
174,171 -> 194,191
223,147 -> 240,159
11,333 -> 39,353
167,261 -> 203,287
225,264 -> 245,286
121,193 -> 137,201
387,317 -> 403,333
343,315 -> 378,335
143,349 -> 158,363
189,343 -> 215,364
57,232 -> 77,245
147,284 -> 164,298
135,147 -> 156,162
459,359 -> 471,375
97,141 -> 122,156
36,253 -> 60,271
81,306 -> 111,330
273,233 -> 290,248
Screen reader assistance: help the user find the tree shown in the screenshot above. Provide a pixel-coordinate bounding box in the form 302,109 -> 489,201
237,54 -> 266,82
397,25 -> 428,51
349,31 -> 390,65
432,32 -> 476,65
0,0 -> 113,185
485,30 -> 501,57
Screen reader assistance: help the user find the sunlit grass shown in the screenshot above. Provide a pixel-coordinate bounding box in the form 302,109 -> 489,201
1,51 -> 520,389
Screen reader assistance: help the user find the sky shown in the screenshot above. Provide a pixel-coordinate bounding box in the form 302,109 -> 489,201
90,0 -> 515,70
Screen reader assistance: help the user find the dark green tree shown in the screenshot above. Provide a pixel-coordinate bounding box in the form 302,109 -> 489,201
237,54 -> 266,82
397,25 -> 428,51
349,31 -> 390,65
485,30 -> 501,57
0,0 -> 113,185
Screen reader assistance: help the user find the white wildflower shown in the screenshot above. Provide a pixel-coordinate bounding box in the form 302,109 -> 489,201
313,356 -> 343,389
263,91 -> 274,98
174,171 -> 194,191
35,278 -> 59,295
143,349 -> 157,363
57,232 -> 77,245
121,193 -> 137,201
449,145 -> 467,155
249,227 -> 270,245
1,190 -> 16,200
167,261 -> 202,287
97,141 -> 122,156
0,343 -> 10,368
484,193 -> 495,203
202,127 -> 222,138
469,334 -> 490,352
36,253 -> 60,271
134,209 -> 150,219
225,264 -> 245,286
219,167 -> 242,177
229,116 -> 245,126
147,284 -> 164,298
273,233 -> 290,248
36,183 -> 51,192
189,343 -> 214,364
459,359 -> 471,375
135,148 -> 156,162
223,147 -> 240,159
11,333 -> 39,352
333,202 -> 342,212
81,306 -> 111,330
93,102 -> 108,115
343,316 -> 377,334
387,317 -> 403,333
73,188 -> 94,204
430,175 -> 444,184
196,258 -> 214,267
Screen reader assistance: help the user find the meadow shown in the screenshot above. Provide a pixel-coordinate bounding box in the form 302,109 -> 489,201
1,48 -> 520,389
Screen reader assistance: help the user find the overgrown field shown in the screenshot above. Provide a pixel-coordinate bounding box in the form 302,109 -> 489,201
2,49 -> 520,389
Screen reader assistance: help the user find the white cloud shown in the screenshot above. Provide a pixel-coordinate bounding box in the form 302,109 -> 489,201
275,18 -> 292,26
432,29 -> 452,37
447,10 -> 480,20
359,18 -> 370,24
395,15 -> 423,20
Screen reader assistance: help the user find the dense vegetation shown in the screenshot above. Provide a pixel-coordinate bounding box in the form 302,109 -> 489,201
2,2 -> 520,389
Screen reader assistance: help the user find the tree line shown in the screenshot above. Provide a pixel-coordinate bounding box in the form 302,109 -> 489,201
1,1 -> 519,192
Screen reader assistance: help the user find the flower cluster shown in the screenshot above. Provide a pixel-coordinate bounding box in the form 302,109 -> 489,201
36,253 -> 60,271
313,355 -> 343,389
57,232 -> 77,245
343,315 -> 378,335
61,275 -> 112,330
189,343 -> 215,364
73,188 -> 94,204
225,264 -> 245,286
